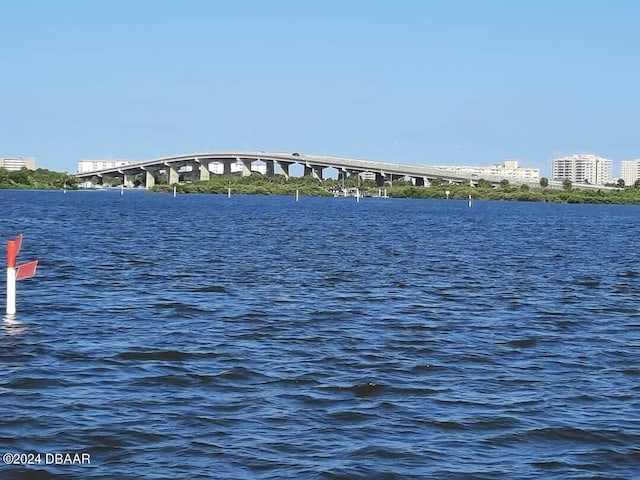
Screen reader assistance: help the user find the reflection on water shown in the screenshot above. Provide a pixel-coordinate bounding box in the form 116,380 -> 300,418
1,314 -> 27,336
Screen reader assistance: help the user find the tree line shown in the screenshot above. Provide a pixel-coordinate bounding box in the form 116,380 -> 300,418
149,173 -> 640,204
0,168 -> 78,190
385,177 -> 640,204
8,166 -> 640,204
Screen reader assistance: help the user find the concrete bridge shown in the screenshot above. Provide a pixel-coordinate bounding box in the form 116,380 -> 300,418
74,151 -> 523,188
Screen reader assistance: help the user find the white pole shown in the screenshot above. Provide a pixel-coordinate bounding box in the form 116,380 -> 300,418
295,189 -> 299,202
6,267 -> 16,315
173,185 -> 177,198
120,185 -> 124,196
356,188 -> 360,203
228,187 -> 231,199
5,235 -> 37,315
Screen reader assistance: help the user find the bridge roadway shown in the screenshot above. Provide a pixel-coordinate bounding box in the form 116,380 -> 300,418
74,151 -> 524,188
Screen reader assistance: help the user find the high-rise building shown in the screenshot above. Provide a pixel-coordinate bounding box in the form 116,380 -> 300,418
621,159 -> 640,187
0,157 -> 36,171
552,154 -> 612,185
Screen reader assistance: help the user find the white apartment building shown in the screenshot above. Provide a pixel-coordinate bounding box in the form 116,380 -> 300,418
432,160 -> 540,182
77,159 -> 131,173
621,159 -> 640,187
552,154 -> 613,185
0,157 -> 36,171
208,161 -> 267,175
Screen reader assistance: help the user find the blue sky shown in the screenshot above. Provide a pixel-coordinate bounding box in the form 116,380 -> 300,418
1,0 -> 639,176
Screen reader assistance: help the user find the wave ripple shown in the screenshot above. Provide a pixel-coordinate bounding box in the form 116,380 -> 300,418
1,192 -> 639,479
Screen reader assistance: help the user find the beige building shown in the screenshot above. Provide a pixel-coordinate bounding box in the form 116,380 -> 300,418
0,157 -> 36,171
621,159 -> 640,187
432,160 -> 540,182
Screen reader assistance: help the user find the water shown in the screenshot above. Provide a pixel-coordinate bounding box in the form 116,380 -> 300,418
1,189 -> 639,479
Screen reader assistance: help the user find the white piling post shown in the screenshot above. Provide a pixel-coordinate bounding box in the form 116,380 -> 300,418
120,185 -> 124,196
468,194 -> 473,207
6,265 -> 16,315
228,187 -> 231,199
6,236 -> 18,315
356,188 -> 360,203
173,185 -> 177,198
295,189 -> 299,202
446,190 -> 450,200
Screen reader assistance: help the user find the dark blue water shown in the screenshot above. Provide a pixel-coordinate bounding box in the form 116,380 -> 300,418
1,189 -> 639,479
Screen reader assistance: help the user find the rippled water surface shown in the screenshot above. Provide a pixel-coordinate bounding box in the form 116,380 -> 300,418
1,189 -> 639,479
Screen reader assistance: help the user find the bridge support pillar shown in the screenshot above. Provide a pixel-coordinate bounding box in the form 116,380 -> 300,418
168,165 -> 179,185
304,163 -> 323,179
375,172 -> 385,187
265,160 -> 275,176
198,160 -> 211,181
386,174 -> 402,186
304,165 -> 313,177
123,173 -> 134,188
222,160 -> 233,175
144,169 -> 155,188
276,161 -> 291,178
413,176 -> 425,187
241,158 -> 252,177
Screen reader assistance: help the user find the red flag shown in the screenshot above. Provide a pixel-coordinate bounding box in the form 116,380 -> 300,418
16,260 -> 38,280
13,234 -> 22,255
7,235 -> 22,268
